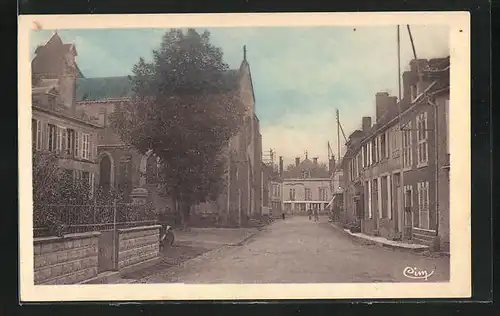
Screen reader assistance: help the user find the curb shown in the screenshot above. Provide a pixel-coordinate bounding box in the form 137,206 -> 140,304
229,227 -> 266,246
328,222 -> 429,254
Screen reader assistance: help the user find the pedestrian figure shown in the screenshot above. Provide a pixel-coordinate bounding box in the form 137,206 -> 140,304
307,208 -> 312,220
313,208 -> 319,222
282,212 -> 285,220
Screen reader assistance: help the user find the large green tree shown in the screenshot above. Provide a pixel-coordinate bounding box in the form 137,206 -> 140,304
110,29 -> 244,228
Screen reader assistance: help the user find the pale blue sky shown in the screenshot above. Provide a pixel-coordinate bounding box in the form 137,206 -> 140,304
30,26 -> 449,165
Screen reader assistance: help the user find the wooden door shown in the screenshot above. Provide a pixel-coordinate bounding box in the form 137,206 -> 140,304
98,230 -> 118,273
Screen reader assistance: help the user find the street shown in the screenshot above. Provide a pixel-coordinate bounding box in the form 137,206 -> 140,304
138,216 -> 450,283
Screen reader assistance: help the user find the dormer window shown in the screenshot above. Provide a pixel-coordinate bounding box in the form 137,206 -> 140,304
48,94 -> 56,110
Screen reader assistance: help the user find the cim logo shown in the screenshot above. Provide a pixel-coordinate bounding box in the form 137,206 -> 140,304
403,266 -> 435,281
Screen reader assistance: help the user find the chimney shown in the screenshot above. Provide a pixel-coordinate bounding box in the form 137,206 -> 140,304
295,157 -> 300,166
313,157 -> 318,165
362,116 -> 372,134
375,92 -> 390,122
410,58 -> 428,73
279,156 -> 284,177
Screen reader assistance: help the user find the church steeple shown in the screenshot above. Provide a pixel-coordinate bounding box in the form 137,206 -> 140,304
243,45 -> 247,61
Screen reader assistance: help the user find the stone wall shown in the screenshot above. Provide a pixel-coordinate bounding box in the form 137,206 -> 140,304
34,232 -> 100,285
117,225 -> 161,274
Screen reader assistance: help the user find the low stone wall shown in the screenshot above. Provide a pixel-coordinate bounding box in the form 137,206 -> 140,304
118,225 -> 161,275
34,232 -> 100,285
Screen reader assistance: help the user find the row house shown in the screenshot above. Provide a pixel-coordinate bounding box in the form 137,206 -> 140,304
31,32 -> 101,196
342,57 -> 450,251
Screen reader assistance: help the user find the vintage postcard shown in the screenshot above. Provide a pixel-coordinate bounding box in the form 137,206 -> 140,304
18,12 -> 471,301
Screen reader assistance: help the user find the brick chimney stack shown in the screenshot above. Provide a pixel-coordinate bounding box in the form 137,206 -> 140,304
295,157 -> 300,166
362,116 -> 372,134
313,157 -> 318,165
375,92 -> 389,122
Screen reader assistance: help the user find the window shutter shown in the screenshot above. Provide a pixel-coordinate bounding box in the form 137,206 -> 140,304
386,131 -> 390,158
89,134 -> 93,160
367,143 -> 371,165
387,176 -> 392,219
75,131 -> 80,158
61,128 -> 66,154
44,123 -> 49,150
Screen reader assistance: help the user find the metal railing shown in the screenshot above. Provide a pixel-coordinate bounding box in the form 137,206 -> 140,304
33,202 -> 159,237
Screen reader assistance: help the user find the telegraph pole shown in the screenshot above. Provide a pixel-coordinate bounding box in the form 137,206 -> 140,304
336,109 -> 340,163
397,24 -> 406,240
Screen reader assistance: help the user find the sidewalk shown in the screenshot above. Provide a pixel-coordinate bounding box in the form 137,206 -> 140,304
329,222 -> 430,253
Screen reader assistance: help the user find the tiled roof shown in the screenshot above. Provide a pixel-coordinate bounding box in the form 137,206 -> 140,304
76,76 -> 134,101
76,70 -> 242,102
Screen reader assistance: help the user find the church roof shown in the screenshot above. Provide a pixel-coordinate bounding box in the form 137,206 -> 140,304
76,69 -> 242,102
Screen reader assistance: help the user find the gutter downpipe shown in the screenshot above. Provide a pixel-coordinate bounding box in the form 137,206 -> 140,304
397,25 -> 406,240
428,97 -> 440,245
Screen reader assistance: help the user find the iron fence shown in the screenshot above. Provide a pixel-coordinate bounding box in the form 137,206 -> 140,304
33,202 -> 159,237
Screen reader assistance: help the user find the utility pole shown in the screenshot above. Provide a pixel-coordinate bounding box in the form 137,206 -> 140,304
336,109 -> 340,164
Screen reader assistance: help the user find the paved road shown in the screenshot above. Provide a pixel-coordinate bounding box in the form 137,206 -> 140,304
139,216 -> 449,283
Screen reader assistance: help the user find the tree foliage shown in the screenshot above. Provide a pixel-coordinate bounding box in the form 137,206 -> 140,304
110,29 -> 245,225
32,150 -> 124,236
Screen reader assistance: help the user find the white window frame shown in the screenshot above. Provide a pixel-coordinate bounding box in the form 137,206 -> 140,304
82,133 -> 90,160
362,145 -> 366,168
384,130 -> 389,158
367,180 -> 372,219
75,131 -> 80,158
392,126 -> 400,158
403,121 -> 412,168
377,136 -> 381,162
417,181 -> 430,229
387,175 -> 392,219
416,112 -> 429,167
404,184 -> 414,227
368,142 -> 372,166
377,177 -> 382,219
305,188 -> 311,201
33,119 -> 43,150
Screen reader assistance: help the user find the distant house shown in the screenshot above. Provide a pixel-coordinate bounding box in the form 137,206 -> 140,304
31,32 -> 101,196
281,155 -> 331,214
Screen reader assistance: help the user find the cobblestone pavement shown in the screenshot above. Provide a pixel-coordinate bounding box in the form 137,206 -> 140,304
138,216 -> 450,283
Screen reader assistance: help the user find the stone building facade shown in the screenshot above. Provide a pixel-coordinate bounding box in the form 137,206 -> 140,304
31,32 -> 101,194
281,155 -> 331,214
341,57 -> 450,251
219,48 -> 264,226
